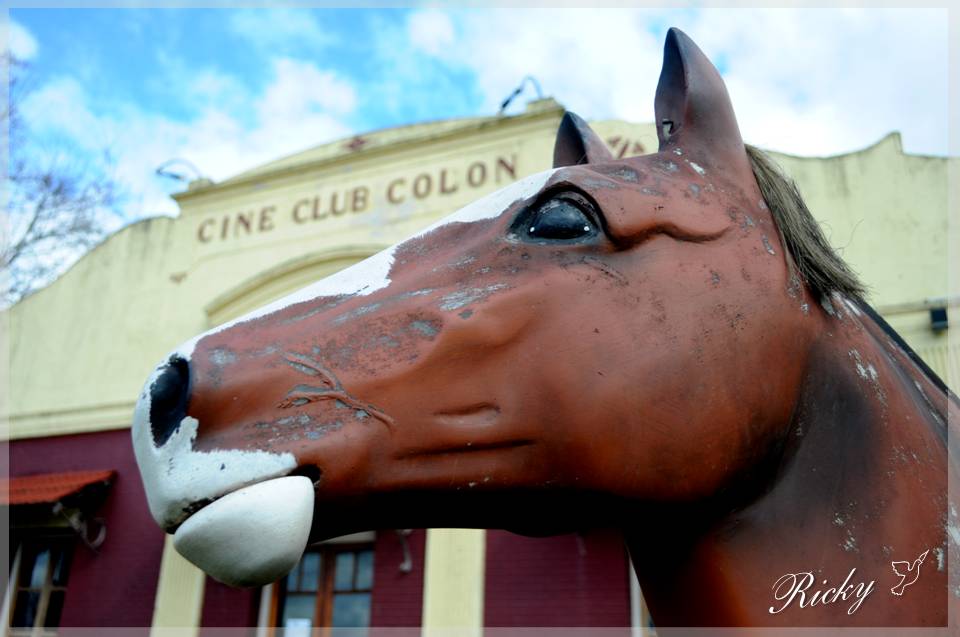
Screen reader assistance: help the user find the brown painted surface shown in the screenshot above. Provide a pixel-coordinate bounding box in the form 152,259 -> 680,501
10,429 -> 165,627
134,28 -> 957,627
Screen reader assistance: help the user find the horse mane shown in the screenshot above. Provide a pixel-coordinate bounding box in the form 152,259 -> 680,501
745,144 -> 866,303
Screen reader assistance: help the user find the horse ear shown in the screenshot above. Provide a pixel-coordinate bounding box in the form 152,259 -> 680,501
553,112 -> 614,167
654,28 -> 750,176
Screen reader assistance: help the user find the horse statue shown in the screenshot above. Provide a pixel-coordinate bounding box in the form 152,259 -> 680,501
133,28 -> 957,627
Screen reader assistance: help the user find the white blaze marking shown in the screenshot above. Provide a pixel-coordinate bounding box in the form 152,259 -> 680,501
132,365 -> 296,528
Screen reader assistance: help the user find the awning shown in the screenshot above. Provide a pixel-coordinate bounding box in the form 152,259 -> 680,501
1,469 -> 116,506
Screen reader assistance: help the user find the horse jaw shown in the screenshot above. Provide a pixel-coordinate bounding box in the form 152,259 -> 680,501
172,476 -> 314,587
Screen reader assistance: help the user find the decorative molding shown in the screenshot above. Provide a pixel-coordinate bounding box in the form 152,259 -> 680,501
2,401 -> 134,441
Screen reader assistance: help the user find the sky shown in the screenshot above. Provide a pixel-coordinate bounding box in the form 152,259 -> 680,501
7,7 -> 953,224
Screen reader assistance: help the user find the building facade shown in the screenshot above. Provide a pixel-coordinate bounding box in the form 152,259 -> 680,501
3,98 -> 956,635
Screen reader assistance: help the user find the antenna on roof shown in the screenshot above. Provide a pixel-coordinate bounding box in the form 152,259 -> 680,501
155,158 -> 206,183
498,76 -> 544,115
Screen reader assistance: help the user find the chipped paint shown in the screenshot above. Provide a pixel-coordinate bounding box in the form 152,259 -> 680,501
656,159 -> 679,172
842,533 -> 859,552
582,177 -> 619,190
410,320 -> 440,338
601,166 -> 640,183
821,296 -> 837,317
849,349 -> 869,380
209,347 -> 237,367
688,161 -> 706,175
913,380 -> 946,428
439,284 -> 509,311
842,296 -> 863,317
332,302 -> 384,326
761,235 -> 776,255
934,547 -> 945,571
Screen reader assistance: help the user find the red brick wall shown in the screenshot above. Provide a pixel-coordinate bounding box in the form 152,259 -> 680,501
484,529 -> 631,627
9,429 -> 166,627
370,529 -> 426,627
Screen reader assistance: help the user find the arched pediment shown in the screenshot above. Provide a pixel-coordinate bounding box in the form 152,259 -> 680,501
204,245 -> 388,327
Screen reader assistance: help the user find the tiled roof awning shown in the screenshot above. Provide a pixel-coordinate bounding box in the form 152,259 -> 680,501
1,469 -> 116,506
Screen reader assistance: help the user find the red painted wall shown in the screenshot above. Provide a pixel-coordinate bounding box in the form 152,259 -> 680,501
484,529 -> 630,627
9,428 -> 165,627
200,576 -> 260,634
370,529 -> 426,626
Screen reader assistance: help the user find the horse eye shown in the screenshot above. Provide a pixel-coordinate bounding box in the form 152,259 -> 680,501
524,198 -> 597,242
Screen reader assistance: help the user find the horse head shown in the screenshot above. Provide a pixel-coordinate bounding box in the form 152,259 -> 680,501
134,29 -> 953,625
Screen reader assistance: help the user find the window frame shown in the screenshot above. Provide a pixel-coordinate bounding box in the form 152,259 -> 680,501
269,540 -> 375,637
5,531 -> 75,637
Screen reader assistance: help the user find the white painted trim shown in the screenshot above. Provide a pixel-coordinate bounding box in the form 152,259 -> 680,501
1,402 -> 135,441
1,545 -> 21,633
149,535 -> 205,636
629,559 -> 642,637
255,584 -> 273,637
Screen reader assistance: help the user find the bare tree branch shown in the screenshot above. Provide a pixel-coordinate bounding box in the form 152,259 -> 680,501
2,53 -> 119,307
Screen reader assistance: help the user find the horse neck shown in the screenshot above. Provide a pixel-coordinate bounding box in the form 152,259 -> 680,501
626,300 -> 954,626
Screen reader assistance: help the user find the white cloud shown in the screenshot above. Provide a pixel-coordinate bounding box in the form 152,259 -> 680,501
408,10 -> 455,57
19,59 -> 357,219
22,77 -> 105,148
257,57 -> 356,118
410,8 -> 948,156
229,9 -> 337,53
9,19 -> 38,60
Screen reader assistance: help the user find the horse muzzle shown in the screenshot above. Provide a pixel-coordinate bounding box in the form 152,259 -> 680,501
132,353 -> 315,586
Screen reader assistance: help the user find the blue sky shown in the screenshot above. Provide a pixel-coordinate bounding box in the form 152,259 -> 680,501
8,7 -> 952,223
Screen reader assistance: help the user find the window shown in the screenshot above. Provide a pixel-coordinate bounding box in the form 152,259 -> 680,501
7,536 -> 74,637
273,544 -> 374,637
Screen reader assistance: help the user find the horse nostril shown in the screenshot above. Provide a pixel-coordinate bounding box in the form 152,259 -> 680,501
150,356 -> 191,447
290,465 -> 323,487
